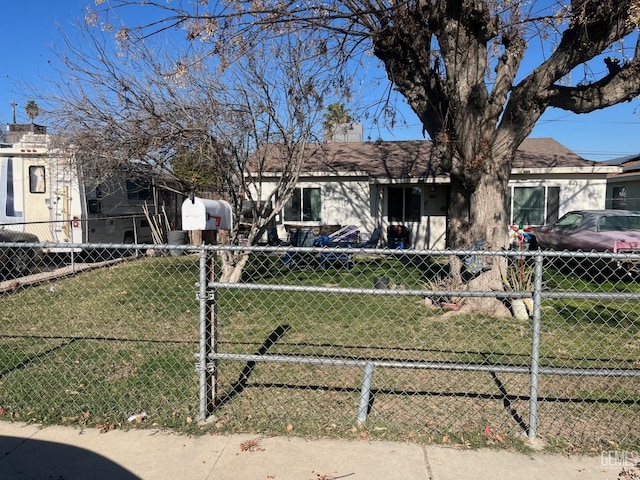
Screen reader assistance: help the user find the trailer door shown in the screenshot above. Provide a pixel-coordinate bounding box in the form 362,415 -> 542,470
22,159 -> 50,239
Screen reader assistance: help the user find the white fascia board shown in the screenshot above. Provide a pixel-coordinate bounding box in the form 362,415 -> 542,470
511,166 -> 621,175
370,177 -> 449,185
258,170 -> 369,179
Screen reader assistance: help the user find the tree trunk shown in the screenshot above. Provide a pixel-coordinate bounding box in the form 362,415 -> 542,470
447,159 -> 510,252
220,251 -> 250,283
447,150 -> 512,316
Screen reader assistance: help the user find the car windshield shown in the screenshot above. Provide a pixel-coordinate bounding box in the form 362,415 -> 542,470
598,215 -> 640,231
554,213 -> 583,229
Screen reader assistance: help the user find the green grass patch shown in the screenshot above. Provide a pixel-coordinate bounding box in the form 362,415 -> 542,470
0,253 -> 638,453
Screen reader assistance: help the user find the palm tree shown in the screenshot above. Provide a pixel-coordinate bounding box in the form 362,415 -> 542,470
323,103 -> 352,141
25,100 -> 40,124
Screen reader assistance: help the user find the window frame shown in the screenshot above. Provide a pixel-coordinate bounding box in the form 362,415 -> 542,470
387,186 -> 422,223
29,165 -> 46,194
283,186 -> 322,223
509,185 -> 560,226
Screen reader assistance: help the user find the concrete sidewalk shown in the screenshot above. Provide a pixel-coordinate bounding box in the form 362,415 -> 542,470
0,422 -> 624,479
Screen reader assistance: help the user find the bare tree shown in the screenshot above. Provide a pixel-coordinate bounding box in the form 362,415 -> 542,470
41,19 -> 332,281
82,0 -> 640,300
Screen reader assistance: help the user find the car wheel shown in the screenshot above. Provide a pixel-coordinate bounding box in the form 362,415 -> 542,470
121,233 -> 136,257
7,246 -> 33,276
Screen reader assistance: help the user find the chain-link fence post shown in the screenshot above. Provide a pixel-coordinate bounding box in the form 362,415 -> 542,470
198,244 -> 217,420
357,362 -> 375,425
528,251 -> 544,440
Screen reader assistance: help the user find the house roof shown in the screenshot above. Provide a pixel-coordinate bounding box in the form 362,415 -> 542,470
600,153 -> 640,166
593,153 -> 640,180
270,138 -> 598,181
510,138 -> 594,169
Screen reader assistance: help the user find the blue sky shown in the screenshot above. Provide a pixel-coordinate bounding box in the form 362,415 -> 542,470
1,1 -> 639,161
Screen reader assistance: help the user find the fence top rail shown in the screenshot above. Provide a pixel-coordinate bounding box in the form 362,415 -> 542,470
207,281 -> 521,298
206,281 -> 639,301
193,244 -> 640,260
3,240 -> 640,260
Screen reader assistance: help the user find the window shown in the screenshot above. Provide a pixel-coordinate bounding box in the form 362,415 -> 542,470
284,187 -> 321,222
4,157 -> 20,217
612,186 -> 627,209
29,166 -> 46,193
599,215 -> 640,231
86,185 -> 102,214
555,212 -> 583,229
126,180 -> 152,200
510,186 -> 559,226
388,187 -> 421,222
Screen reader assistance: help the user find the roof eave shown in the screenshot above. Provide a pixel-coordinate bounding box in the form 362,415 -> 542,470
511,166 -> 621,175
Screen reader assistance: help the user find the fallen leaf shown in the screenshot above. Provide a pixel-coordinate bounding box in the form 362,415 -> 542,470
239,439 -> 264,452
98,423 -> 116,434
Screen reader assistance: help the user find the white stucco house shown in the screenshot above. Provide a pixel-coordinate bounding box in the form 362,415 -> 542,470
257,127 -> 619,249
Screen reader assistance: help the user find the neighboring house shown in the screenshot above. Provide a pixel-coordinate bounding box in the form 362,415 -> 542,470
602,154 -> 640,210
258,127 -> 619,249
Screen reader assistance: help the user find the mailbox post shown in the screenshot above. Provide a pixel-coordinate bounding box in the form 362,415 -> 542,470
182,196 -> 232,418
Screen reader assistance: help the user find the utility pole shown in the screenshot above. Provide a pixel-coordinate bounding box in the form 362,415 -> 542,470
10,100 -> 16,123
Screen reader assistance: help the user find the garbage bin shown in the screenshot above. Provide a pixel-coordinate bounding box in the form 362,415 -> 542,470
167,230 -> 188,256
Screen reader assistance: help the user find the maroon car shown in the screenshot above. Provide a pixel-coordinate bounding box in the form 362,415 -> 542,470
530,210 -> 640,253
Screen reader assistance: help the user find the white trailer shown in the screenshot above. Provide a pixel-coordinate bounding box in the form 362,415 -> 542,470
0,133 -> 179,250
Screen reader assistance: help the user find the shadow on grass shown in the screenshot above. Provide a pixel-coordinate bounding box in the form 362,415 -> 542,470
554,303 -> 639,329
489,371 -> 529,433
0,338 -> 77,377
215,324 -> 291,410
243,375 -> 639,405
215,354 -> 639,438
220,337 -> 640,373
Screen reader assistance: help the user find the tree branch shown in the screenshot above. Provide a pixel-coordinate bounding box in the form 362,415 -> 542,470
548,60 -> 640,112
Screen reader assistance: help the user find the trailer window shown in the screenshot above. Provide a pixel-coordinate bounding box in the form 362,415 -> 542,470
126,180 -> 152,200
86,185 -> 102,214
29,166 -> 46,194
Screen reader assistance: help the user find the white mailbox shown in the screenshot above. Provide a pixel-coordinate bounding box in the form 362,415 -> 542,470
181,197 -> 233,231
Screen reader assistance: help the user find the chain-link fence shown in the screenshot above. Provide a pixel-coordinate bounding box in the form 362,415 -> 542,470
1,239 -> 639,451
